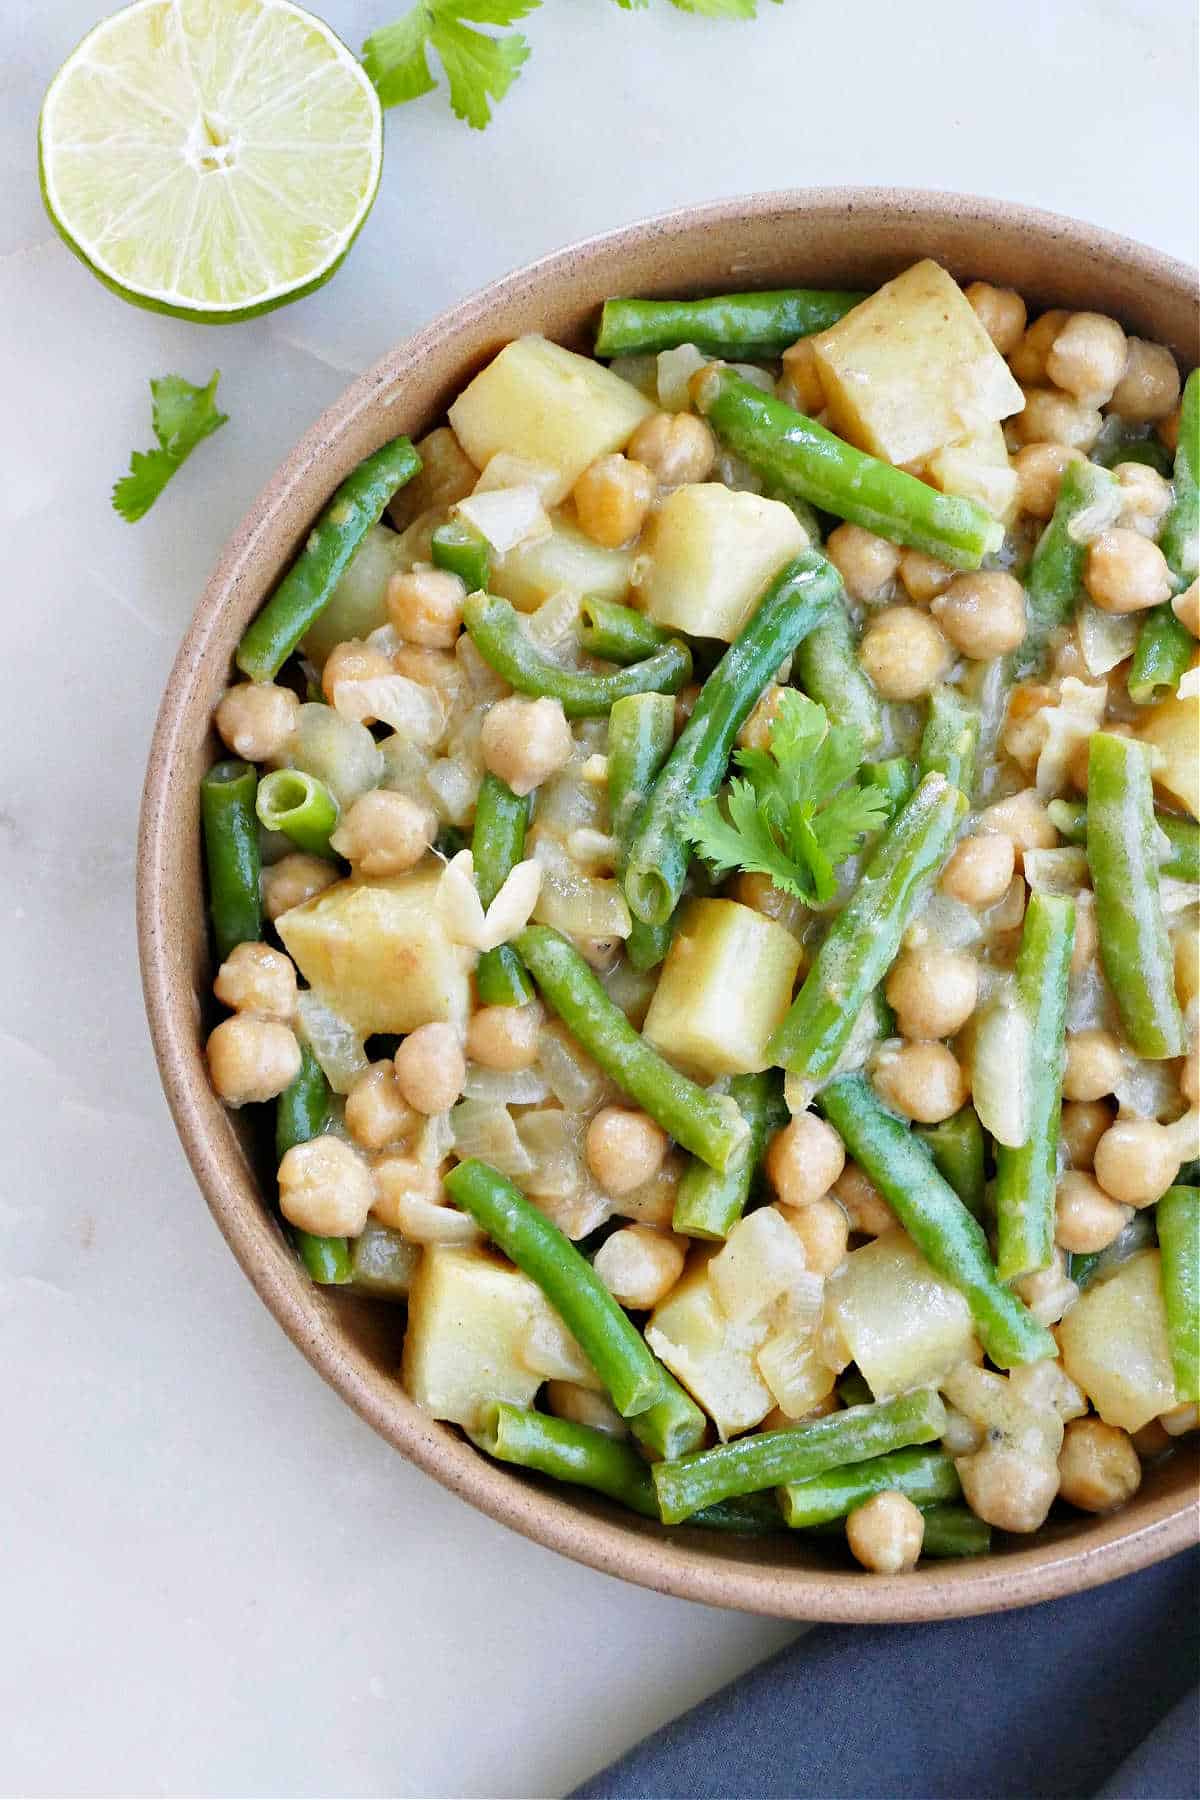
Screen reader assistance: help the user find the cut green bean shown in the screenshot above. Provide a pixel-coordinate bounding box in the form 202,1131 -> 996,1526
994,893 -> 1076,1282
918,685 -> 980,799
1093,432 -> 1173,477
653,1388 -> 946,1525
793,601 -> 883,750
1016,459 -> 1119,675
767,774 -> 966,1083
859,758 -> 917,820
695,368 -> 1003,568
236,436 -> 421,681
688,1493 -> 786,1533
1047,797 -> 1199,883
464,590 -> 691,718
513,926 -> 749,1174
1087,733 -> 1184,1059
201,760 -> 263,961
1160,367 -> 1199,586
1129,607 -> 1194,706
1156,1186 -> 1199,1403
478,1403 -> 659,1517
472,773 -> 535,1007
780,1445 -> 960,1529
624,550 -> 839,927
595,289 -> 867,358
917,1106 -> 987,1220
255,768 -> 339,859
580,598 -> 671,664
820,1073 -> 1056,1368
275,1042 -> 351,1286
918,1505 -> 993,1558
673,1071 -> 787,1239
431,518 -> 490,592
607,692 -> 678,972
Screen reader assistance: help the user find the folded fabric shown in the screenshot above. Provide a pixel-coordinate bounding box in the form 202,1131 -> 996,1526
572,1547 -> 1199,1800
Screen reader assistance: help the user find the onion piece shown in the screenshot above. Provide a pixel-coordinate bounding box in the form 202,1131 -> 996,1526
449,1099 -> 532,1178
455,484 -> 551,555
969,984 -> 1032,1148
473,453 -> 561,502
425,757 -> 479,827
1077,603 -> 1140,677
438,849 -> 487,949
657,343 -> 708,413
520,1307 -> 604,1388
287,702 -> 383,810
1034,679 -> 1108,797
532,835 -> 631,940
479,858 -> 542,951
1024,848 -> 1090,895
464,1065 -> 552,1106
296,992 -> 368,1096
537,1020 -> 617,1111
332,674 -> 445,746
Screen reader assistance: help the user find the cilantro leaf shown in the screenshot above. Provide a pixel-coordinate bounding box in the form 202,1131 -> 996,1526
360,9 -> 438,106
685,778 -> 808,898
363,0 -> 538,128
612,0 -> 777,14
112,372 -> 228,524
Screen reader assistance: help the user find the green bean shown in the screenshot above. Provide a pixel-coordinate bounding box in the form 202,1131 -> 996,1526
993,894 -> 1075,1281
673,1071 -> 787,1239
917,1106 -> 987,1220
275,1042 -> 351,1286
607,692 -> 677,972
1128,608 -> 1194,706
580,598 -> 671,664
918,1505 -> 993,1558
201,760 -> 263,961
918,685 -> 980,799
1016,459 -> 1118,675
780,1445 -> 961,1529
443,1160 -> 705,1455
624,550 -> 839,926
464,590 -> 691,718
688,1493 -> 786,1533
767,774 -> 966,1083
695,368 -> 1003,567
594,289 -> 867,358
1047,797 -> 1199,882
793,602 -> 883,749
255,768 -> 339,859
652,1389 -> 946,1525
1087,733 -> 1184,1059
1156,1187 -> 1199,1403
858,758 -> 917,820
434,824 -> 469,861
431,518 -> 490,592
236,436 -> 421,681
472,773 -> 535,1007
819,1073 -> 1056,1368
477,1403 -> 659,1516
513,926 -> 749,1174
1160,367 -> 1199,586
1093,433 -> 1174,477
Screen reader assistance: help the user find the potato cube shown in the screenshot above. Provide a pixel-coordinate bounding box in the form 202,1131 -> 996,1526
924,420 -> 1020,525
709,1206 -> 809,1326
490,511 -> 635,613
1136,689 -> 1200,820
301,524 -> 406,668
387,426 -> 478,532
402,1246 -> 545,1428
643,899 -> 803,1078
1059,1249 -> 1178,1432
826,1231 -> 977,1399
633,483 -> 807,643
645,1254 -> 773,1440
448,336 -> 654,505
811,260 -> 1025,466
277,868 -> 473,1038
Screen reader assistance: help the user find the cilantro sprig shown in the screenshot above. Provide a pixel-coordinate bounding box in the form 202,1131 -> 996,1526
112,372 -> 228,523
683,692 -> 890,905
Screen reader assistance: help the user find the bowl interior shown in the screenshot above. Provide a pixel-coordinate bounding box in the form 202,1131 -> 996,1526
139,189 -> 1199,1622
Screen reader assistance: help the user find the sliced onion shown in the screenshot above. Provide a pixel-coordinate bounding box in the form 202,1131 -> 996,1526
527,588 -> 582,653
456,632 -> 511,701
1178,666 -> 1200,700
969,985 -> 1032,1148
537,1020 -> 617,1111
515,1108 -> 588,1197
1078,603 -> 1140,677
1024,848 -> 1090,895
449,1099 -> 532,1178
455,485 -> 551,554
520,1306 -> 603,1387
473,453 -> 561,502
601,957 -> 658,1026
1066,478 -> 1123,544
532,835 -> 631,939
287,703 -> 383,810
296,992 -> 368,1096
904,892 -> 984,951
384,1188 -> 481,1245
479,858 -> 542,950
1034,678 -> 1108,797
377,732 -> 434,796
1113,1055 -> 1185,1122
528,1186 -> 612,1240
413,1111 -> 455,1168
657,343 -> 708,413
333,674 -> 445,747
424,757 -> 480,827
464,1065 -> 552,1106
438,849 -> 487,949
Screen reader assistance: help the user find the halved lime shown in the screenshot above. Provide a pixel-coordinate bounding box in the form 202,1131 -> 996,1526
38,0 -> 383,323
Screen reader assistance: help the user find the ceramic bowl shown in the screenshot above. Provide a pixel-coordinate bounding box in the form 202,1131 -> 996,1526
138,188 -> 1199,1621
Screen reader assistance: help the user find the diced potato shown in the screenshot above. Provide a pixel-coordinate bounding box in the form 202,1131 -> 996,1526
388,426 -> 478,532
519,1304 -> 604,1391
1136,690 -> 1200,819
301,524 -> 407,668
277,868 -> 473,1038
402,1245 -> 545,1428
826,1231 -> 978,1399
490,511 -> 635,614
1058,1249 -> 1178,1432
756,1329 -> 838,1420
448,336 -> 654,505
646,1254 -> 774,1440
643,899 -> 803,1078
924,421 -> 1019,525
709,1207 -> 809,1326
942,1362 -> 1062,1461
810,260 -> 1025,466
633,483 -> 807,643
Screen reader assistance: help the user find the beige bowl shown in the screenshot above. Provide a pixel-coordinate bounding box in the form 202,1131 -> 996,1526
139,189 -> 1199,1622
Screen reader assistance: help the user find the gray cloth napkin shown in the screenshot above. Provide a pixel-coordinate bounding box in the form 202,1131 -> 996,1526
572,1547 -> 1199,1800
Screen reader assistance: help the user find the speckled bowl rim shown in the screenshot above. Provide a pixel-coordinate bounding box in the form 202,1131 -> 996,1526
139,187 -> 1199,1623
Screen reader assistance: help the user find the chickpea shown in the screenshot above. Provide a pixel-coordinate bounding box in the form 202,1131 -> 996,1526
673,682 -> 701,736
898,548 -> 954,606
593,1224 -> 686,1308
765,1112 -> 846,1209
213,941 -> 297,1021
1013,443 -> 1086,520
1131,1418 -> 1172,1459
1108,339 -> 1180,423
393,645 -> 459,691
979,789 -> 1058,868
1055,1171 -> 1132,1254
845,1491 -> 925,1574
627,411 -> 716,488
1060,1099 -> 1115,1170
545,1381 -> 627,1439
825,524 -> 901,603
1045,313 -> 1128,406
782,1194 -> 850,1275
573,454 -> 655,548
320,639 -> 393,704
833,1161 -> 895,1237
465,1002 -> 542,1072
964,281 -> 1027,356
586,1107 -> 668,1197
872,1041 -> 967,1124
956,1444 -> 1059,1533
329,789 -> 436,878
1094,1118 -> 1181,1208
206,1015 -> 300,1107
214,681 -> 299,763
1113,462 -> 1173,539
736,683 -> 785,753
780,335 -> 827,412
1057,1417 -> 1141,1513
1011,388 -> 1103,452
1008,309 -> 1070,385
261,851 -> 339,922
941,833 -> 1016,908
480,695 -> 573,797
386,565 -> 467,648
1157,406 -> 1181,455
728,870 -> 810,939
885,947 -> 979,1041
858,606 -> 953,701
1172,579 -> 1200,639
1069,891 -> 1098,978
345,1061 -> 417,1152
1062,1029 -> 1124,1103
393,1022 -> 465,1115
931,570 -> 1027,660
1084,529 -> 1174,614
277,1135 -> 374,1237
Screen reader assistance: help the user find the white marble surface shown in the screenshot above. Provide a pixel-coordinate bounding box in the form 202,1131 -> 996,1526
3,2 -> 1196,1795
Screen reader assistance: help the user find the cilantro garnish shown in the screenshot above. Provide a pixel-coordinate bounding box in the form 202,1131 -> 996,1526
112,372 -> 228,524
